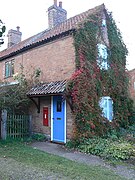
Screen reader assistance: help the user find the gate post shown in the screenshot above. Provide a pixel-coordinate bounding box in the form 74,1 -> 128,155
1,110 -> 7,140
29,115 -> 32,136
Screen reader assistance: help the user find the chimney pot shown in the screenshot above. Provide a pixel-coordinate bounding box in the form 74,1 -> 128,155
48,1 -> 67,29
54,0 -> 57,6
7,27 -> 22,48
59,1 -> 62,8
16,26 -> 20,32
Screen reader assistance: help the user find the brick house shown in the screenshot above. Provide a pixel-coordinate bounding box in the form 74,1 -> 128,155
129,69 -> 135,101
0,1 -> 128,143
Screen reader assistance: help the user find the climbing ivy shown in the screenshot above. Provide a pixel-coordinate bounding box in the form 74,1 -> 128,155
66,9 -> 133,140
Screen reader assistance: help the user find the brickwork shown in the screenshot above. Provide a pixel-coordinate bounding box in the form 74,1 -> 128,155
30,96 -> 73,140
128,69 -> 135,100
48,1 -> 67,29
0,35 -> 75,83
7,27 -> 22,48
66,103 -> 74,138
0,34 -> 75,141
0,3 -> 110,141
30,97 -> 51,137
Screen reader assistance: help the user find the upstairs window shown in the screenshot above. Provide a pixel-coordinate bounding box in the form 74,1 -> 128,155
5,60 -> 14,78
134,82 -> 135,90
97,44 -> 109,70
99,96 -> 113,121
102,19 -> 106,27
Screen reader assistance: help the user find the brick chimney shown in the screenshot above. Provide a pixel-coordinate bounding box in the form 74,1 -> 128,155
7,26 -> 22,48
48,0 -> 67,29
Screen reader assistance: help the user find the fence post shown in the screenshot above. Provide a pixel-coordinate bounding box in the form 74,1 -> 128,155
29,115 -> 32,136
1,110 -> 7,140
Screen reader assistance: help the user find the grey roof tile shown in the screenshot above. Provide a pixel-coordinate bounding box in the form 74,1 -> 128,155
27,80 -> 67,96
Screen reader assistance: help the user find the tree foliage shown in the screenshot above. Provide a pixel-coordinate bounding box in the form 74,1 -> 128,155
0,65 -> 41,114
0,19 -> 6,45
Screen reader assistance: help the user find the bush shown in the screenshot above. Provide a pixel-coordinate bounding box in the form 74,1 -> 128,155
31,133 -> 47,141
106,125 -> 135,143
105,141 -> 134,160
66,137 -> 135,161
78,138 -> 110,156
127,125 -> 135,138
65,139 -> 80,149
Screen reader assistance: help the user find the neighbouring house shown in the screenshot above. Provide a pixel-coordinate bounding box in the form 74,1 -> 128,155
129,69 -> 135,101
0,0 -> 132,143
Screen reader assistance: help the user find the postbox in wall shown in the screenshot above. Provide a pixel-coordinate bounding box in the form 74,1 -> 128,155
43,107 -> 49,126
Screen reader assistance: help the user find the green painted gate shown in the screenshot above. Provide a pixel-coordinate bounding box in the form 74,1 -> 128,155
7,114 -> 31,139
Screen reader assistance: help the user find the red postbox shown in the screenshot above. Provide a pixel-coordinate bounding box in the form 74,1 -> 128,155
43,107 -> 49,126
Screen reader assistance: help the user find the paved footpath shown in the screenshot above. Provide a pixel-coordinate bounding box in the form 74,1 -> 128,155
31,141 -> 135,180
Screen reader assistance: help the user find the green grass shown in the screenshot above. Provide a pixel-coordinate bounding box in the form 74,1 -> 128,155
0,140 -> 126,180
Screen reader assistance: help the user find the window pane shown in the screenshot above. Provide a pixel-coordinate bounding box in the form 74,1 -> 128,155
97,44 -> 108,70
8,61 -> 11,76
100,97 -> 107,118
5,62 -> 9,77
5,60 -> 14,78
133,82 -> 135,89
57,101 -> 62,112
102,98 -> 107,118
108,99 -> 113,121
98,44 -> 107,59
102,19 -> 106,27
99,96 -> 113,121
11,61 -> 14,75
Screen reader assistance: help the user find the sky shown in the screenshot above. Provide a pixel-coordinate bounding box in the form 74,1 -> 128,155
0,0 -> 134,70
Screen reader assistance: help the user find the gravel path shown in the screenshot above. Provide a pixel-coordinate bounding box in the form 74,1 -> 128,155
31,142 -> 135,180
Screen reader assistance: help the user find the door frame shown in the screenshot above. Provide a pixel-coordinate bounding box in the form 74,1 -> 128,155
51,96 -> 67,143
0,110 -> 1,139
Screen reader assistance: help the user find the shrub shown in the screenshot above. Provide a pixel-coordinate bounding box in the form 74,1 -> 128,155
127,125 -> 135,138
31,133 -> 47,141
106,125 -> 135,143
65,139 -> 80,149
66,137 -> 135,161
78,138 -> 109,155
105,141 -> 134,160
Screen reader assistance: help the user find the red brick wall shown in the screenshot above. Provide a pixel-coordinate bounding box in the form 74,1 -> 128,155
0,35 -> 76,140
0,35 -> 75,83
128,69 -> 135,100
30,97 -> 51,137
30,96 -> 73,140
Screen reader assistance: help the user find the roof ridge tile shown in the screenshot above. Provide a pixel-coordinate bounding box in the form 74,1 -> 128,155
0,4 -> 105,59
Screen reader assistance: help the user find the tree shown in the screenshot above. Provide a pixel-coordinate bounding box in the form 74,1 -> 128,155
0,19 -> 6,45
0,65 -> 41,114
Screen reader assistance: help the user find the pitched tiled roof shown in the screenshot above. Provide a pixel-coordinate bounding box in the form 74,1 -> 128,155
27,80 -> 67,96
0,4 -> 105,60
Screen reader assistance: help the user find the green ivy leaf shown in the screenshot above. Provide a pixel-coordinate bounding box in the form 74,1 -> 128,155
0,31 -> 2,37
2,25 -> 6,33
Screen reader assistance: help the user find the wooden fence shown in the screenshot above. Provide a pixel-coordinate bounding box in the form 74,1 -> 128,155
1,110 -> 32,140
7,114 -> 31,139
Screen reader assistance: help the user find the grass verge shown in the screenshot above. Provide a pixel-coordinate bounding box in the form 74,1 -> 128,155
0,140 -> 126,180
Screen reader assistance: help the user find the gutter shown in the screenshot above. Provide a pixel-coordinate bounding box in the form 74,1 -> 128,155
0,29 -> 75,61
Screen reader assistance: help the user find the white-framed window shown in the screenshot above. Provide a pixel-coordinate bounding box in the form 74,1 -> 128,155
99,96 -> 113,121
133,82 -> 135,90
102,19 -> 106,27
5,60 -> 14,78
97,44 -> 109,70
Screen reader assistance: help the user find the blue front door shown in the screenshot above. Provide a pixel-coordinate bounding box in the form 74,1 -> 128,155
52,96 -> 66,143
